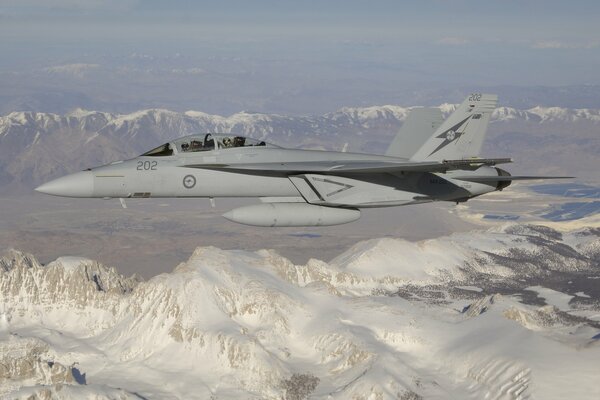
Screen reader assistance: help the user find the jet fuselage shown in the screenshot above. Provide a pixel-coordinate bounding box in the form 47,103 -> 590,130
37,145 -> 499,206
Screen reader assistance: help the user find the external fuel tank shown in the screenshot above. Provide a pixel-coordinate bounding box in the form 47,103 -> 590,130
222,203 -> 360,227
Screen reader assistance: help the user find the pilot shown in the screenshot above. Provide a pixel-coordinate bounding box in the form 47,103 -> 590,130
233,136 -> 245,147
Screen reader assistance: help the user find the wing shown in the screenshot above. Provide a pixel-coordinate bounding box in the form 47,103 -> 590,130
183,158 -> 513,174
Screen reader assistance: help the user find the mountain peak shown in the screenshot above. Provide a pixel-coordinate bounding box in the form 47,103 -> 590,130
2,224 -> 599,398
1,102 -> 598,188
1,250 -> 141,303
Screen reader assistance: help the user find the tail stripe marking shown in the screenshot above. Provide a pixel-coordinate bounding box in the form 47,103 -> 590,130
428,115 -> 472,157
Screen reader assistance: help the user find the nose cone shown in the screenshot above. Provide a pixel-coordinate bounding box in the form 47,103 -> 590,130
35,171 -> 94,197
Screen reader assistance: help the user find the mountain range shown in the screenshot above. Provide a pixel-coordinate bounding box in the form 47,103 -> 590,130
1,223 -> 599,399
1,104 -> 598,190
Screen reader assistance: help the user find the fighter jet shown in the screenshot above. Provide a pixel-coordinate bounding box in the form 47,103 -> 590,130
36,94 -> 569,226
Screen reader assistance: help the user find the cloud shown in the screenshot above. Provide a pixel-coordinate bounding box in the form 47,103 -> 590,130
531,40 -> 599,49
171,68 -> 206,75
436,37 -> 469,46
44,63 -> 101,78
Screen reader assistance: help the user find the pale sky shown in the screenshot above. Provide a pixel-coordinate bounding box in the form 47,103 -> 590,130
1,1 -> 599,113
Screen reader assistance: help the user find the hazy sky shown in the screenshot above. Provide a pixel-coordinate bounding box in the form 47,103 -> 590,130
3,2 -> 598,42
1,1 -> 599,113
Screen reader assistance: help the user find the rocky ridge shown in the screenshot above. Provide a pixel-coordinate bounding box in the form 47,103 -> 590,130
1,224 -> 599,399
1,103 -> 599,187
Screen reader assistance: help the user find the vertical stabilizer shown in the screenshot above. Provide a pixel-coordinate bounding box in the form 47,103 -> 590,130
410,94 -> 497,161
385,108 -> 443,159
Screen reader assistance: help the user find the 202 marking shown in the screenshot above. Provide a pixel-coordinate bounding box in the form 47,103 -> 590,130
137,161 -> 157,171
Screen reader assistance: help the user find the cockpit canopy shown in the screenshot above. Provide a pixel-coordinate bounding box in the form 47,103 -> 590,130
141,134 -> 278,157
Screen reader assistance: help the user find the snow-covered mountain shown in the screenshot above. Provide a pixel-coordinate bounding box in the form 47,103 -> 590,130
0,104 -> 598,188
2,224 -> 599,399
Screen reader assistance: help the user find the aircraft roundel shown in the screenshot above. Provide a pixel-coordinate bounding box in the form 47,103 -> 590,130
183,175 -> 196,189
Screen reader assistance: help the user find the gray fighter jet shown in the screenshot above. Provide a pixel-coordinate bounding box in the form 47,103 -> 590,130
35,94 -> 569,226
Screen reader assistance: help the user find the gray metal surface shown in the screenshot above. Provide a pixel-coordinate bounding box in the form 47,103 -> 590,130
35,94 -> 571,226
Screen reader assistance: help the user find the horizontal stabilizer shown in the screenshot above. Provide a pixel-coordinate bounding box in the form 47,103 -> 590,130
442,158 -> 512,168
454,175 -> 574,183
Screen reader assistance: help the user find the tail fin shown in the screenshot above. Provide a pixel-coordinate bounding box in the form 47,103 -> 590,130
385,108 -> 443,159
410,93 -> 497,161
